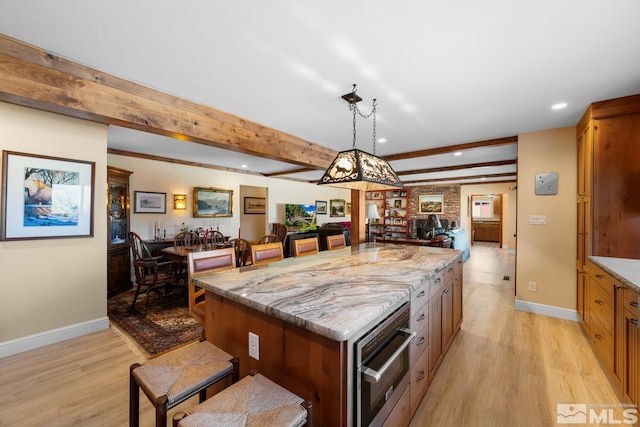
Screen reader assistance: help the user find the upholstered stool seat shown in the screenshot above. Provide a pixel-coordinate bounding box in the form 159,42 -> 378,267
173,373 -> 312,427
130,340 -> 239,427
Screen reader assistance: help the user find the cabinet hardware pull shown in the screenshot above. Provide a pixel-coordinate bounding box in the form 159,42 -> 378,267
416,337 -> 425,346
435,277 -> 441,283
630,301 -> 638,308
417,290 -> 425,298
416,371 -> 425,382
417,314 -> 425,321
443,288 -> 449,294
594,334 -> 603,341
595,274 -> 604,279
631,318 -> 638,326
594,299 -> 603,305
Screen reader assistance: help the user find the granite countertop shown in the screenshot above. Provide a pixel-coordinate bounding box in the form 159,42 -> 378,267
194,243 -> 461,341
590,256 -> 640,293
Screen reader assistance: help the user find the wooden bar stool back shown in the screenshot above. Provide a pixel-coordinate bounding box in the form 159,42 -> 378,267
173,372 -> 312,427
251,242 -> 284,265
294,237 -> 319,257
130,340 -> 239,427
326,234 -> 346,250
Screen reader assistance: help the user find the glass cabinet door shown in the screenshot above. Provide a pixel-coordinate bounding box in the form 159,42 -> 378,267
109,179 -> 128,244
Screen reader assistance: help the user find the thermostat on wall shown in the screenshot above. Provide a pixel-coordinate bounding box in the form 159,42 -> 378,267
535,172 -> 558,195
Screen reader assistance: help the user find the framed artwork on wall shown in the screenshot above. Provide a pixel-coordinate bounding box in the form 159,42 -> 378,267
134,191 -> 166,214
1,150 -> 95,240
244,197 -> 266,214
316,200 -> 327,214
193,187 -> 233,217
330,199 -> 346,217
418,194 -> 443,214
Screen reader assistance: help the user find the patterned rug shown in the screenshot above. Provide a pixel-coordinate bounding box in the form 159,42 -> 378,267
107,288 -> 203,357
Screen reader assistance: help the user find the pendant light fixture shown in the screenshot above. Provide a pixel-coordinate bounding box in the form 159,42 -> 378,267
317,84 -> 403,191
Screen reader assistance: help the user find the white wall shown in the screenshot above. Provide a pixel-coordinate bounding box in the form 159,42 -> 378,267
0,102 -> 109,355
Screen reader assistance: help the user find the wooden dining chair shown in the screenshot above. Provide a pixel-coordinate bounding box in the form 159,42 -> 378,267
326,233 -> 346,250
174,231 -> 202,248
294,237 -> 319,257
251,242 -> 284,265
271,222 -> 288,244
258,234 -> 280,244
228,237 -> 251,266
187,248 -> 236,327
128,231 -> 179,316
204,230 -> 226,249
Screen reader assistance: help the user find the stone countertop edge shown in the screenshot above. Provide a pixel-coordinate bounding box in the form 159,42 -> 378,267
195,244 -> 461,342
589,256 -> 640,293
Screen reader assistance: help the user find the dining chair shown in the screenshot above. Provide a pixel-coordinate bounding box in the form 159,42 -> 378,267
251,242 -> 284,265
258,234 -> 280,244
271,222 -> 288,244
128,231 -> 179,316
294,237 -> 319,257
326,233 -> 346,250
174,231 -> 202,248
187,247 -> 236,327
204,230 -> 226,249
228,237 -> 251,266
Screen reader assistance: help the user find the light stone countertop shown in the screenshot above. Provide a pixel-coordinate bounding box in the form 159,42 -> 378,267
194,243 -> 461,341
590,256 -> 640,293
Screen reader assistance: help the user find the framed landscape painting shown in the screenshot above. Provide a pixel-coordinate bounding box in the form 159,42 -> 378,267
330,199 -> 346,217
244,197 -> 266,214
0,151 -> 95,240
316,200 -> 327,215
194,187 -> 233,217
134,191 -> 166,213
418,194 -> 443,214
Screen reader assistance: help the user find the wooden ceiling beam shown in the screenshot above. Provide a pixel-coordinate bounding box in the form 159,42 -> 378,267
0,35 -> 336,169
402,172 -> 516,185
383,136 -> 517,161
397,159 -> 516,176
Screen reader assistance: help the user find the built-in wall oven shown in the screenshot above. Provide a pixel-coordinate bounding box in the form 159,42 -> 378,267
355,303 -> 416,427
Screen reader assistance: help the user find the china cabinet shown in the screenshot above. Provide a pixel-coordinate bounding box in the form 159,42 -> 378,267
107,166 -> 132,297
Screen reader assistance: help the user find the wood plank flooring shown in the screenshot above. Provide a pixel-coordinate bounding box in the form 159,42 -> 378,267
0,243 -> 628,426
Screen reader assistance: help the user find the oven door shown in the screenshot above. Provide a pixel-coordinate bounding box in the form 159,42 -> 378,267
357,327 -> 416,427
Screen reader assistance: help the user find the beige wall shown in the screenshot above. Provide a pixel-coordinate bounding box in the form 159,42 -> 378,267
106,155 -> 351,242
0,102 -> 108,346
516,126 -> 577,310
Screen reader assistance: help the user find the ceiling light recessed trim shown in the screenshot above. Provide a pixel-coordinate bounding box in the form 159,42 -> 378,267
551,102 -> 568,110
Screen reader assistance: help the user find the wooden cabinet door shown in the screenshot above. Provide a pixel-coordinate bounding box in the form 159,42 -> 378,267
428,290 -> 443,380
442,281 -> 454,351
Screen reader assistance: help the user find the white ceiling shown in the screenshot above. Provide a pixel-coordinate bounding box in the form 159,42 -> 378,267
2,1 -> 640,185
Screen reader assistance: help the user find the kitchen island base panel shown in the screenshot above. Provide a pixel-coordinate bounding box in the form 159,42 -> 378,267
205,292 -> 348,427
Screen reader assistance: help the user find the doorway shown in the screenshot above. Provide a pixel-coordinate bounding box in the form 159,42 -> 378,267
470,194 -> 502,247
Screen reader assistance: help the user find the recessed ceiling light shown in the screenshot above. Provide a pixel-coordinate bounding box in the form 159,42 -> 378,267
551,102 -> 567,110
377,138 -> 386,144
453,151 -> 462,156
241,164 -> 248,168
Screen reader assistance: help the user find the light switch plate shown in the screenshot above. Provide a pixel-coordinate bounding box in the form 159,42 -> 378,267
535,172 -> 558,195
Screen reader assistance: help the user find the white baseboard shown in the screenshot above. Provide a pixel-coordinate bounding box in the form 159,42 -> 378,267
0,317 -> 109,358
514,299 -> 580,322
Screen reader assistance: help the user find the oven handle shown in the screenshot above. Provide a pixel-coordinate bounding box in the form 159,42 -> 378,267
362,328 -> 416,384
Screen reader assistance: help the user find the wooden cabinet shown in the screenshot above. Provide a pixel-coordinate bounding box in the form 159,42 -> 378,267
472,221 -> 500,242
107,166 -> 132,297
366,189 -> 409,239
617,286 -> 640,404
587,262 -> 615,371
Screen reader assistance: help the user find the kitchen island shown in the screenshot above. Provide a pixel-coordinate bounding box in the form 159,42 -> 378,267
194,243 -> 463,426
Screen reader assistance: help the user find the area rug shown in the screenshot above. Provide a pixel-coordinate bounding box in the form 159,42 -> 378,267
108,289 -> 203,357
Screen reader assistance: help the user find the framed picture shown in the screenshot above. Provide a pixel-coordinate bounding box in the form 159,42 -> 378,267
330,199 -> 345,217
134,191 -> 166,213
316,200 -> 327,215
1,151 -> 95,240
346,202 -> 352,215
244,197 -> 265,214
193,187 -> 233,217
400,190 -> 407,197
371,192 -> 383,200
419,194 -> 444,214
394,199 -> 402,208
393,217 -> 403,225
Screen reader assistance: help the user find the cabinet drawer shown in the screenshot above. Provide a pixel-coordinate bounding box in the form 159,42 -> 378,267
589,262 -> 614,295
410,307 -> 428,366
410,344 -> 430,416
624,288 -> 640,316
589,279 -> 614,334
589,314 -> 613,371
383,384 -> 411,427
444,262 -> 456,285
428,269 -> 444,300
411,282 -> 428,316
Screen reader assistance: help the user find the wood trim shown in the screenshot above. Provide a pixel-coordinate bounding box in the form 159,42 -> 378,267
398,159 -> 516,176
382,136 -> 517,162
402,172 -> 517,184
0,34 -> 336,169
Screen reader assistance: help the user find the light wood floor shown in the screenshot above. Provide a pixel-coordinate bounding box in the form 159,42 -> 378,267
0,243 -> 627,426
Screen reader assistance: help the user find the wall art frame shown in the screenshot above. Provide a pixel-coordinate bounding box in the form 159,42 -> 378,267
1,150 -> 95,241
244,196 -> 266,214
316,200 -> 327,215
418,194 -> 443,214
330,199 -> 346,217
193,187 -> 233,218
134,191 -> 166,214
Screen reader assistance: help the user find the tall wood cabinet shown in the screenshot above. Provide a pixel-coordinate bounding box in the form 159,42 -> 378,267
107,166 -> 132,298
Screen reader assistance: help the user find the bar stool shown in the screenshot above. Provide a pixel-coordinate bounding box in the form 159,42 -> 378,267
172,372 -> 312,427
130,340 -> 239,427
